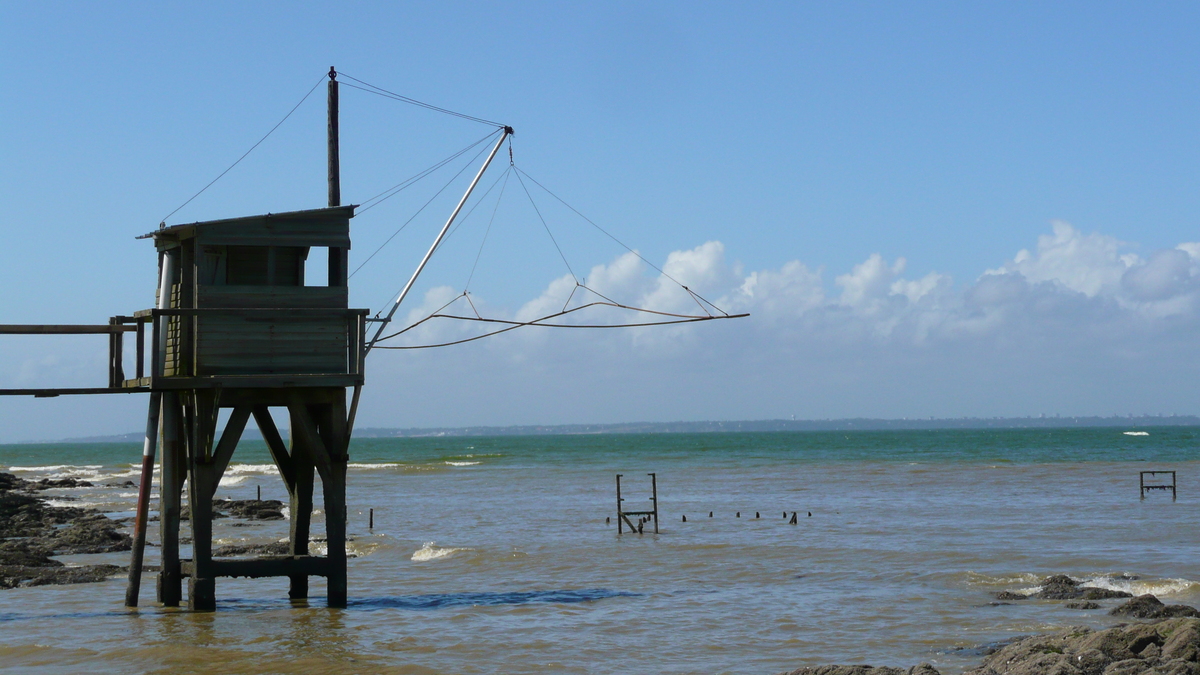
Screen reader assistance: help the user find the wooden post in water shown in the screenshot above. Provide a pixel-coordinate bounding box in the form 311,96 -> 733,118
649,472 -> 659,534
615,474 -> 623,533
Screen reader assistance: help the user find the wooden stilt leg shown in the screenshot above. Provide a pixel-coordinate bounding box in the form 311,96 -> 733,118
186,395 -> 217,611
323,396 -> 349,608
187,460 -> 216,611
157,392 -> 183,607
288,406 -> 315,600
322,458 -> 348,608
291,396 -> 349,608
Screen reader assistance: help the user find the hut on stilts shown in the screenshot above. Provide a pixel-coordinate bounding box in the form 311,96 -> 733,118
1,69 -> 368,610
0,66 -> 744,611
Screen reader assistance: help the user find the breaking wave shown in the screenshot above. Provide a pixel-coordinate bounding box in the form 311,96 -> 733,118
411,542 -> 471,562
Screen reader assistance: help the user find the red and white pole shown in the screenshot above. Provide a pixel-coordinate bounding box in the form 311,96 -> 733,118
125,251 -> 174,607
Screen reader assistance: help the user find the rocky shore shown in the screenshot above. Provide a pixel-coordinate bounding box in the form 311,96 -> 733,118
0,471 -> 292,589
782,577 -> 1200,675
0,472 -> 130,588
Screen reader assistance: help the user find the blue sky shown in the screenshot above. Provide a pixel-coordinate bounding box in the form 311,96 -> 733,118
1,2 -> 1198,441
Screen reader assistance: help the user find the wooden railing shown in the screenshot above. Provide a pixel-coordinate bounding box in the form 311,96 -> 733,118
0,308 -> 367,396
0,322 -> 141,396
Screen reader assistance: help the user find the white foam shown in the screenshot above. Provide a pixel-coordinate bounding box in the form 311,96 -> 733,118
1082,575 -> 1199,597
965,571 -> 1040,584
224,464 -> 279,475
347,463 -> 405,469
1124,431 -> 1150,436
445,461 -> 480,466
411,541 -> 470,562
5,465 -> 103,473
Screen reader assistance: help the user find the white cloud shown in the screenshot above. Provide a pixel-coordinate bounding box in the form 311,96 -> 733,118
836,254 -> 907,310
6,221 -> 1200,442
471,222 -> 1200,352
987,221 -> 1133,297
730,260 -> 824,319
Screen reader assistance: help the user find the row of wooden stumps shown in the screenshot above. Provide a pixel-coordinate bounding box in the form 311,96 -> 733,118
126,388 -> 350,611
679,511 -> 808,524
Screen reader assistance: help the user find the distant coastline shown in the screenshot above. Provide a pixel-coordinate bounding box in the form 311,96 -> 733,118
29,414 -> 1200,444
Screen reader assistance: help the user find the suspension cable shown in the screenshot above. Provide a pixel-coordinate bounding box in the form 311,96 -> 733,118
159,74 -> 325,225
357,130 -> 500,214
350,136 -> 496,281
339,73 -> 505,128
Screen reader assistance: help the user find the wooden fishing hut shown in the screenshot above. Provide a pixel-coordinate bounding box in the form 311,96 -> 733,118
129,70 -> 365,611
136,203 -> 366,611
0,69 -> 367,611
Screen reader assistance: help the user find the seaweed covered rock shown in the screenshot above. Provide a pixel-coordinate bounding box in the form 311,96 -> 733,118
213,540 -> 290,557
961,618 -> 1200,675
1032,575 -> 1133,600
47,514 -> 132,554
0,490 -> 88,538
0,474 -> 133,589
0,564 -> 123,588
212,499 -> 286,520
781,665 -> 941,675
1111,595 -> 1200,620
34,478 -> 93,489
0,539 -> 59,567
0,473 -> 31,491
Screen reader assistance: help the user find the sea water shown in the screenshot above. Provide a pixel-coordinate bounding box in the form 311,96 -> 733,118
1,428 -> 1198,674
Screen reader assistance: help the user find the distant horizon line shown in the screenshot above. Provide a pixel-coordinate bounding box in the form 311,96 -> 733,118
17,413 -> 1200,444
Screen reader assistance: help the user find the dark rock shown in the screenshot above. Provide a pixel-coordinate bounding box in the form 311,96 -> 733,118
1081,587 -> 1134,600
0,473 -> 31,491
34,478 -> 93,489
213,541 -> 290,557
1066,601 -> 1102,610
780,666 -> 934,675
46,514 -> 132,554
0,539 -> 60,567
212,499 -> 286,520
996,591 -> 1029,601
0,490 -> 88,538
0,563 -> 123,588
105,481 -> 137,488
1032,575 -> 1132,600
1111,595 -> 1200,620
960,618 -> 1200,675
1162,621 -> 1200,661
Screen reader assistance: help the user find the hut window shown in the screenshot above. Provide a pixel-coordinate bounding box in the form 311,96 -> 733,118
304,247 -> 329,286
226,246 -> 270,285
197,246 -> 228,286
299,247 -> 346,287
272,247 -> 305,286
210,246 -> 308,286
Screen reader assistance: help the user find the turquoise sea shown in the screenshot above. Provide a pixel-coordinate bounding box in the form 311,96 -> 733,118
1,427 -> 1198,674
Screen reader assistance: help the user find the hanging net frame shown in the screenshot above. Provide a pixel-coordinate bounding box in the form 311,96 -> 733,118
335,73 -> 747,352
364,159 -> 747,351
